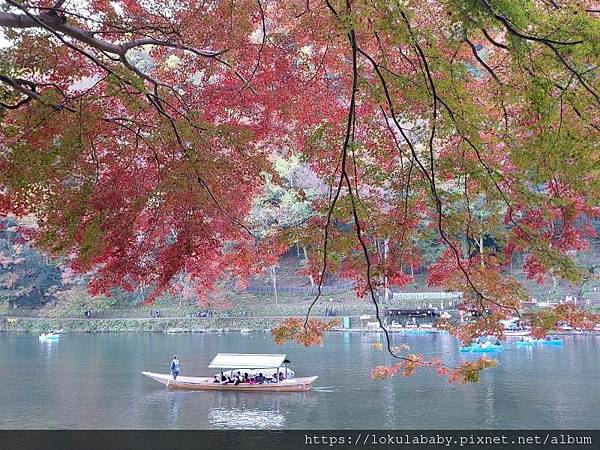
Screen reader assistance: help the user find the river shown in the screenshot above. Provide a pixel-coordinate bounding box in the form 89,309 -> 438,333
1,332 -> 599,429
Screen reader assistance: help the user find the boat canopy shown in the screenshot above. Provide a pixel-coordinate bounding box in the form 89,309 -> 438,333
208,353 -> 288,369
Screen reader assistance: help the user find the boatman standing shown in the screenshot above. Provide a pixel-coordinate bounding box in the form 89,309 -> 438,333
170,355 -> 180,380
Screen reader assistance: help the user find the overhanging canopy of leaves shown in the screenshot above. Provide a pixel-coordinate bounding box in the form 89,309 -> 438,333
0,1 -> 598,331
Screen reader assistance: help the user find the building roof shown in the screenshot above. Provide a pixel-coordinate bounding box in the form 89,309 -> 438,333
208,353 -> 288,369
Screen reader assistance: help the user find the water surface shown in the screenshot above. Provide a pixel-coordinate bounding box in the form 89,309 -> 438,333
1,332 -> 599,429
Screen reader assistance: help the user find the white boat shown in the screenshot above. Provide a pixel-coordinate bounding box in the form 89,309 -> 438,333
504,330 -> 531,337
240,328 -> 252,334
142,353 -> 317,392
39,333 -> 60,341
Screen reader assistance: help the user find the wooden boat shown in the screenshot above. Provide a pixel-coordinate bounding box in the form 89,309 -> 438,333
142,372 -> 317,392
142,353 -> 318,392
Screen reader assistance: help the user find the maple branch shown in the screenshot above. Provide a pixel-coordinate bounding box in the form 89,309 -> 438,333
3,3 -> 259,248
0,3 -> 248,95
465,36 -> 502,85
478,0 -> 599,103
309,1 -> 425,364
0,74 -> 73,112
478,0 -> 582,46
390,10 -> 520,316
481,29 -> 509,50
237,0 -> 266,94
0,10 -> 222,58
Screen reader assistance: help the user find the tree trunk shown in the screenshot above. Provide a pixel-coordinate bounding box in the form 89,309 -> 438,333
270,266 -> 278,304
303,247 -> 315,286
479,235 -> 485,267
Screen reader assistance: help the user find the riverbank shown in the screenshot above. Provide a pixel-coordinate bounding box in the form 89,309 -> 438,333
3,316 -> 600,337
0,316 -> 291,333
0,294 -> 368,333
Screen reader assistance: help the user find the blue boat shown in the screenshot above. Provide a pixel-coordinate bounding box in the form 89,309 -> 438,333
460,343 -> 503,353
516,339 -> 543,346
542,339 -> 563,346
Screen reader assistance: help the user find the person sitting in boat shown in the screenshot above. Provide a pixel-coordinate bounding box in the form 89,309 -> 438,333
213,375 -> 219,383
278,372 -> 284,381
256,373 -> 265,384
242,373 -> 250,383
233,374 -> 241,386
170,356 -> 180,380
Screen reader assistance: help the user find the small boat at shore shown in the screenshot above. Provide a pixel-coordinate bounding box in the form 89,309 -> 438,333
516,336 -> 563,347
39,333 -> 60,341
516,338 -> 543,346
504,330 -> 531,337
389,322 -> 446,334
142,353 -> 317,392
460,341 -> 503,353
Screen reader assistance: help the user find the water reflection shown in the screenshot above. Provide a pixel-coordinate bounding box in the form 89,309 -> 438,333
142,387 -> 316,429
209,391 -> 317,410
209,407 -> 285,429
39,339 -> 58,359
206,390 -> 318,429
169,393 -> 179,422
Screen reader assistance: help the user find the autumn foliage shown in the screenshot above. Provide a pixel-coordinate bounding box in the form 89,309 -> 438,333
371,355 -> 498,384
272,318 -> 339,347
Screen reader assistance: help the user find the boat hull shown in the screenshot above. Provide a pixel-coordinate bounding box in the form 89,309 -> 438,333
516,340 -> 543,346
39,334 -> 60,341
504,330 -> 531,337
460,346 -> 503,353
142,372 -> 317,392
